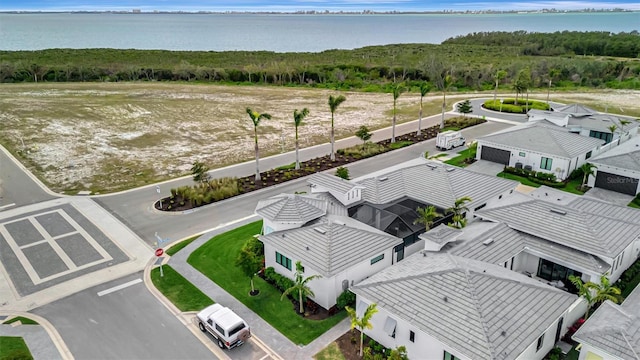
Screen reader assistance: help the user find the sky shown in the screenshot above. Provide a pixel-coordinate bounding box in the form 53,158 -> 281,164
2,0 -> 640,12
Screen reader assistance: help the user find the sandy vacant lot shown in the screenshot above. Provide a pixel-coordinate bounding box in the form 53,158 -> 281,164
0,82 -> 638,193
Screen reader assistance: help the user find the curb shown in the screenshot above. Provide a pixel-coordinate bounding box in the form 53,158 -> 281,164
0,311 -> 74,360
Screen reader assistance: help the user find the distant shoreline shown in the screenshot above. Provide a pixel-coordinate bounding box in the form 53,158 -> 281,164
1,9 -> 638,15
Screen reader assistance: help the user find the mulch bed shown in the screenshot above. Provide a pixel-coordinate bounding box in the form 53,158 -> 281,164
156,118 -> 485,212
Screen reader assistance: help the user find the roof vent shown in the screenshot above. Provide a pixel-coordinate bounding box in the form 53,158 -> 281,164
443,296 -> 448,302
378,176 -> 388,181
334,220 -> 345,226
482,238 -> 494,246
501,331 -> 506,337
550,208 -> 567,215
281,233 -> 285,238
306,246 -> 310,251
426,163 -> 438,169
313,227 -> 326,234
446,167 -> 455,172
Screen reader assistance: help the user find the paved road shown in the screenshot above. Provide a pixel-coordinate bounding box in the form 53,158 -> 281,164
0,147 -> 55,209
466,98 -> 565,123
32,272 -> 216,360
97,115 -> 514,246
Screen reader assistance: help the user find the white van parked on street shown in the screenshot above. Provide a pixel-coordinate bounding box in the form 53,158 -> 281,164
436,130 -> 465,150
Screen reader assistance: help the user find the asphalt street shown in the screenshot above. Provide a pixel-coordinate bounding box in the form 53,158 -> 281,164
0,147 -> 55,209
32,271 -> 216,360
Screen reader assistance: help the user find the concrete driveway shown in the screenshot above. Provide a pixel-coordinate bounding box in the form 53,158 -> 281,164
464,159 -> 505,176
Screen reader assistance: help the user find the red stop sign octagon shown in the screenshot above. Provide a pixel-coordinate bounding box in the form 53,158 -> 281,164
155,248 -> 164,257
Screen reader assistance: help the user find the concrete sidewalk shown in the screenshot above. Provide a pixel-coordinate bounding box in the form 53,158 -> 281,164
165,218 -> 351,360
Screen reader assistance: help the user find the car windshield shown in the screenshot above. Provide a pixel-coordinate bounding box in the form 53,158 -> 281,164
228,323 -> 246,337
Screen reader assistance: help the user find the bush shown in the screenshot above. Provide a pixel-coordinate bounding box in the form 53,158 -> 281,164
336,166 -> 350,180
503,166 -> 563,187
336,289 -> 356,310
263,267 -> 295,292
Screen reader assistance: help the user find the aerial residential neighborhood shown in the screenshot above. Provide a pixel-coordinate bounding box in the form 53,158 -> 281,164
1,97 -> 639,360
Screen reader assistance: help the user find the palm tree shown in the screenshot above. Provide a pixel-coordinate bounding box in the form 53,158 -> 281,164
345,303 -> 378,356
293,108 -> 310,170
619,119 -> 631,142
579,163 -> 597,190
246,108 -> 272,181
391,82 -> 405,143
413,205 -> 442,231
417,83 -> 431,136
493,70 -> 507,103
328,94 -> 347,161
281,261 -> 322,315
439,74 -> 453,129
569,273 -> 621,318
446,196 -> 472,229
546,68 -> 560,105
608,124 -> 618,144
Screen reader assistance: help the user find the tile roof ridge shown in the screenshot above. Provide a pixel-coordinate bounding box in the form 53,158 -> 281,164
547,126 -> 572,157
449,255 -> 496,359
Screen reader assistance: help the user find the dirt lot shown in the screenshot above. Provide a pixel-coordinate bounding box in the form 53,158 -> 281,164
0,82 -> 638,194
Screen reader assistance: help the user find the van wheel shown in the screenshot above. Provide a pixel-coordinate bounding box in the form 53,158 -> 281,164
198,322 -> 206,332
217,339 -> 225,349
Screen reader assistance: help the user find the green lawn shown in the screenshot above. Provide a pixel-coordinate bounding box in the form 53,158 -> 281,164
496,172 -> 586,195
314,342 -> 346,360
150,265 -> 214,312
2,316 -> 38,325
0,337 -> 33,360
188,220 -> 347,345
444,148 -> 474,167
388,141 -> 413,150
166,235 -> 200,256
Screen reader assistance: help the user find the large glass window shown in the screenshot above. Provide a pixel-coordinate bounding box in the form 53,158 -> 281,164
371,254 -> 384,265
444,351 -> 461,360
537,259 -> 582,285
540,157 -> 553,170
276,252 -> 292,271
589,130 -> 613,144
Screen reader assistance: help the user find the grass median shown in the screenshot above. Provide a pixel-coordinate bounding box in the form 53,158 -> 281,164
151,265 -> 214,312
0,337 -> 33,360
188,220 -> 346,345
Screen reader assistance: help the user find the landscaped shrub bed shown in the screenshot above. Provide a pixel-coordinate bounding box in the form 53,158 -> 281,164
157,117 -> 486,212
615,258 -> 640,298
261,267 -> 335,318
483,98 -> 551,113
503,166 -> 564,187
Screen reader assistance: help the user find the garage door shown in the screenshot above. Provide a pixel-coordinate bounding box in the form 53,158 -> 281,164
594,171 -> 639,196
480,146 -> 510,165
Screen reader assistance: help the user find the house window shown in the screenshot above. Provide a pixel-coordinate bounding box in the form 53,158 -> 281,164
589,130 -> 613,144
540,157 -> 553,170
371,254 -> 385,265
275,252 -> 292,271
409,331 -> 415,343
585,151 -> 592,159
519,152 -> 526,157
536,334 -> 545,351
443,351 -> 461,360
384,317 -> 397,338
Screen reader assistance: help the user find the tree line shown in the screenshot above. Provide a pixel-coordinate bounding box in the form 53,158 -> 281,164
443,30 -> 640,58
0,31 -> 638,91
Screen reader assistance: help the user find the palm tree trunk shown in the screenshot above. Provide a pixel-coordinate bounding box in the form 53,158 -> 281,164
254,132 -> 261,181
359,330 -> 364,356
494,80 -> 498,102
295,129 -> 300,170
392,99 -> 397,143
299,290 -> 304,314
330,114 -> 336,161
250,277 -> 255,293
440,93 -> 446,129
417,99 -> 423,136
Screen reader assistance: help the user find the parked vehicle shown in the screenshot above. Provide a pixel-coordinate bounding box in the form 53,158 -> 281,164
436,130 -> 465,150
196,304 -> 251,349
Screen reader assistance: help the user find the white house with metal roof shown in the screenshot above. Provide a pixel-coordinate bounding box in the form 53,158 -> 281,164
572,284 -> 640,360
350,253 -> 585,360
472,193 -> 640,286
476,122 -> 605,180
259,215 -> 401,310
587,135 -> 640,196
255,193 -> 328,234
528,104 -> 638,145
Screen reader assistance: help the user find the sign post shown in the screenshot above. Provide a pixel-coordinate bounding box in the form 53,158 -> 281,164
499,98 -> 504,113
156,185 -> 162,209
154,232 -> 169,277
155,248 -> 164,277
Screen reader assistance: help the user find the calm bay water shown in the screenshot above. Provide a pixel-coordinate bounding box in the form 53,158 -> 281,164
0,12 -> 638,52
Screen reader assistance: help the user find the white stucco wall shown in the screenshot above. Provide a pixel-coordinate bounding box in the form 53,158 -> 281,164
263,242 -> 396,310
607,240 -> 640,283
356,296 -> 472,360
310,183 -> 361,206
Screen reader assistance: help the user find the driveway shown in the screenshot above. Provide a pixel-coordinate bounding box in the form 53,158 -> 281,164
583,187 -> 634,206
464,159 -> 505,176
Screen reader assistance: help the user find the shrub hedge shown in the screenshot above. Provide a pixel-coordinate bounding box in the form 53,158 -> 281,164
503,166 -> 564,187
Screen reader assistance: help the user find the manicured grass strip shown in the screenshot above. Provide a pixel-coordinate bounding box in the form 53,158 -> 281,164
2,316 -> 38,325
388,141 -> 413,150
444,149 -> 474,168
151,265 -> 214,312
496,172 -> 586,195
0,337 -> 33,360
166,235 -> 200,256
314,342 -> 346,360
188,221 -> 346,345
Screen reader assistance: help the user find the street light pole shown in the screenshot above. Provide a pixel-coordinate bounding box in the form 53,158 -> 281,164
500,99 -> 504,113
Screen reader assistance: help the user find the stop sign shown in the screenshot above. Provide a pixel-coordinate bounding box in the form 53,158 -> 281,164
155,248 -> 164,257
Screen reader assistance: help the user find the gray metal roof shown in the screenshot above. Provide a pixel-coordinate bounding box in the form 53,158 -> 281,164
450,222 -> 609,274
568,114 -> 639,133
259,216 -> 401,277
591,136 -> 640,172
477,199 -> 640,259
357,161 -> 517,210
573,285 -> 640,360
308,173 -> 363,194
255,193 -> 327,224
478,122 -> 604,158
351,253 -> 578,360
422,224 -> 463,245
567,197 -> 640,226
554,103 -> 598,116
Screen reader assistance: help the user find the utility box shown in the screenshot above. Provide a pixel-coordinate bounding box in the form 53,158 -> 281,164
436,130 -> 465,150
